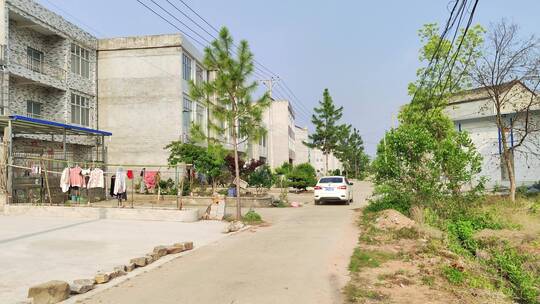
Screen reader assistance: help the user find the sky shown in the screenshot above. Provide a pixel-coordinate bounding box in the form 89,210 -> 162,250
37,0 -> 540,156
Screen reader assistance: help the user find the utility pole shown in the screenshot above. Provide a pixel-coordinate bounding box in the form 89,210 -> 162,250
259,77 -> 279,167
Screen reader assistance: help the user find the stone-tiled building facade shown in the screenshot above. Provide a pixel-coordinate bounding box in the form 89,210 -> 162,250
1,0 -> 98,134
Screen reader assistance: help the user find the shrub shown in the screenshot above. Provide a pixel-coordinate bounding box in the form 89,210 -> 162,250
242,210 -> 262,224
365,190 -> 412,216
447,220 -> 478,255
248,165 -> 273,194
287,163 -> 317,190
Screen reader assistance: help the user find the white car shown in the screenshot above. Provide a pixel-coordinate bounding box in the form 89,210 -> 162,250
314,176 -> 354,205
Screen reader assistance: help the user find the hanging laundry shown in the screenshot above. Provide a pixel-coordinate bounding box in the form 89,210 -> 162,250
114,168 -> 127,195
31,165 -> 41,175
69,166 -> 85,188
127,170 -> 134,180
87,168 -> 104,189
60,168 -> 70,193
144,171 -> 158,189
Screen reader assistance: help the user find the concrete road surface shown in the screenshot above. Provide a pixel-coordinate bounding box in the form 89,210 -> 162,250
80,181 -> 373,304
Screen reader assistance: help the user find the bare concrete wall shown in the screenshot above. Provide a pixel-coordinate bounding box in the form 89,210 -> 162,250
98,45 -> 183,167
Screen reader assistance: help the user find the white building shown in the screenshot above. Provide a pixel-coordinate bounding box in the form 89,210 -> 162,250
295,125 -> 342,175
444,81 -> 540,188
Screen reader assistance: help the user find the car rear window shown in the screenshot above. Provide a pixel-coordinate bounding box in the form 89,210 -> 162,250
319,177 -> 343,183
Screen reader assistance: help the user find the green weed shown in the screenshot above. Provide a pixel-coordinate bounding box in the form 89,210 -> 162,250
242,210 -> 262,224
349,249 -> 395,272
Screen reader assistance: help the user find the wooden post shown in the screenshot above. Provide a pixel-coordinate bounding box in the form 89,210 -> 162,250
41,160 -> 52,205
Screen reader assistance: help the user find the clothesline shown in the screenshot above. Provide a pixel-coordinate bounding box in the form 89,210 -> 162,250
4,164 -> 180,176
21,156 -> 192,168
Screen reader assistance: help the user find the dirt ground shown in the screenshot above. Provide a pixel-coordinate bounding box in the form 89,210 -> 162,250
73,181 -> 373,304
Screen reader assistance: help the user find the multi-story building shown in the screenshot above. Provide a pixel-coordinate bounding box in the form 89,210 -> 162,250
0,0 -> 110,203
97,34 -> 210,167
254,99 -> 296,168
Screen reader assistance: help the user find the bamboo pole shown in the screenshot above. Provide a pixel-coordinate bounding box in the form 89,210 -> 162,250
41,160 -> 52,205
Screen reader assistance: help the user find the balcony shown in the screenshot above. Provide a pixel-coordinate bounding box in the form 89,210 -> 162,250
9,49 -> 66,81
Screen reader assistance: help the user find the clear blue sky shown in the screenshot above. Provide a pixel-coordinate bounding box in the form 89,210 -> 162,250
37,0 -> 540,156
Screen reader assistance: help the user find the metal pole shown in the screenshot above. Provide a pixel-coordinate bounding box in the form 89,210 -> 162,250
175,164 -> 179,209
7,119 -> 12,204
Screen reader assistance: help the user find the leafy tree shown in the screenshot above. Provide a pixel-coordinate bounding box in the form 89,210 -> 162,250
190,27 -> 270,220
274,162 -> 293,176
165,142 -> 226,193
247,165 -> 274,195
305,89 -> 344,174
287,163 -> 317,191
335,125 -> 369,179
373,23 -> 486,213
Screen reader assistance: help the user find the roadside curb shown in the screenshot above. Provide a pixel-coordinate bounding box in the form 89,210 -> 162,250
62,223 -> 252,303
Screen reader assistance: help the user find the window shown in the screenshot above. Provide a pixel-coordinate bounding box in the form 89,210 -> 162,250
259,135 -> 267,147
71,44 -> 90,78
26,47 -> 43,73
182,97 -> 192,138
71,93 -> 90,126
318,177 -> 344,184
196,65 -> 204,84
182,54 -> 192,81
26,101 -> 42,118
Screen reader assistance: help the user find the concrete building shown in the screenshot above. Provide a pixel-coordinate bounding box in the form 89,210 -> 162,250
0,0 -> 111,204
445,81 -> 540,188
1,0 -> 99,136
295,125 -> 342,175
97,34 -> 209,167
251,99 -> 296,168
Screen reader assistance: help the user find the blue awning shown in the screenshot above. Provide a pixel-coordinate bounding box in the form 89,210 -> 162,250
1,115 -> 112,136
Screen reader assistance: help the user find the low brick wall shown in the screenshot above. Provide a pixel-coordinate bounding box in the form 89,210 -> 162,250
3,205 -> 200,222
178,196 -> 274,208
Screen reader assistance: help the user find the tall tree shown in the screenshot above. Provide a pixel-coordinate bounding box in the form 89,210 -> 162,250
471,20 -> 540,202
373,23 -> 485,213
190,27 -> 270,220
335,126 -> 367,178
306,89 -> 344,174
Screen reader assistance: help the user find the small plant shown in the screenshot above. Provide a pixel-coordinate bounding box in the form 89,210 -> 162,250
343,284 -> 389,303
393,227 -> 420,239
349,249 -> 395,272
421,275 -> 436,286
442,265 -> 465,285
242,210 -> 263,225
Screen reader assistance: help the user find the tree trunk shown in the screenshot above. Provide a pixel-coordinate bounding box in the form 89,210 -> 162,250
232,132 -> 242,220
325,152 -> 329,175
503,149 -> 516,201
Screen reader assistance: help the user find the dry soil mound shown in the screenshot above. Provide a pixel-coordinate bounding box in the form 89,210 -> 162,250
375,209 -> 415,230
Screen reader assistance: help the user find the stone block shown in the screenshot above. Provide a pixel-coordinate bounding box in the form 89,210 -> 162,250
153,246 -> 168,257
125,263 -> 136,272
130,257 -> 147,267
94,272 -> 110,284
145,254 -> 155,264
166,243 -> 185,254
27,280 -> 70,304
70,279 -> 95,294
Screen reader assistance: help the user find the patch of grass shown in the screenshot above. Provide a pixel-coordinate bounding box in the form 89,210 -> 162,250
344,283 -> 389,303
421,275 -> 436,286
349,248 -> 395,272
393,227 -> 420,239
489,247 -> 538,304
242,210 -> 263,225
442,265 -> 465,285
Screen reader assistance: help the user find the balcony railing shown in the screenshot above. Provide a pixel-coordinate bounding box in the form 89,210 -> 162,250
9,49 -> 66,81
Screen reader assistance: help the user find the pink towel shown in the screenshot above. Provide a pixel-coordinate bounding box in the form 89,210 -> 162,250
144,171 -> 157,189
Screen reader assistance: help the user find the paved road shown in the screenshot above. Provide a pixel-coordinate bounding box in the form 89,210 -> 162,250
81,181 -> 373,304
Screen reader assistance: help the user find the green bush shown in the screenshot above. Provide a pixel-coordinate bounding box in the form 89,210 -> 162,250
365,192 -> 412,216
349,249 -> 395,272
247,165 -> 273,194
242,210 -> 262,224
287,163 -> 317,190
447,220 -> 478,255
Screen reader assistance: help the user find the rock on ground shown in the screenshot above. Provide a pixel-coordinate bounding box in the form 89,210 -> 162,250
94,272 -> 110,284
375,209 -> 415,230
27,280 -> 70,304
153,246 -> 168,257
223,221 -> 245,233
130,257 -> 147,267
70,279 -> 95,294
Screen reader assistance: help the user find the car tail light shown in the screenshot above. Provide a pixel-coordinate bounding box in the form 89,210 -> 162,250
338,185 -> 347,190
314,186 -> 322,190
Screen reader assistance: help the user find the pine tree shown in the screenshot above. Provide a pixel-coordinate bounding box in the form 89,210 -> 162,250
336,126 -> 367,178
190,27 -> 270,220
305,89 -> 344,174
